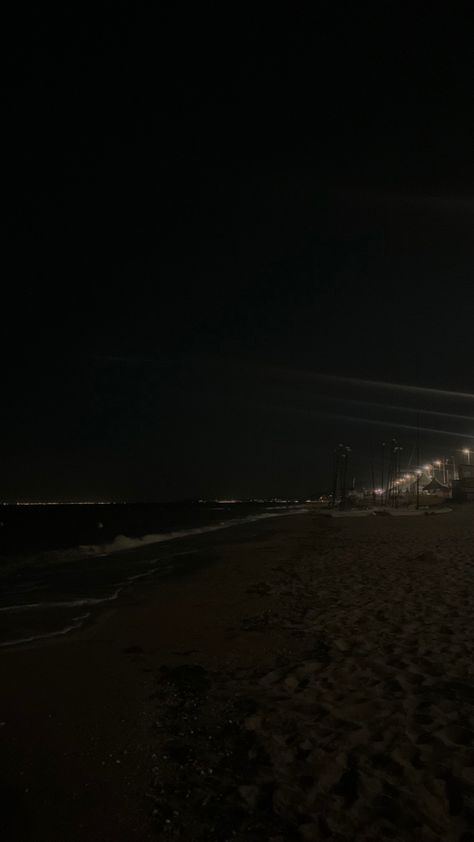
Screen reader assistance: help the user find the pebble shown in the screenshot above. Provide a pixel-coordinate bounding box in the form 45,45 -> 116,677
238,784 -> 260,809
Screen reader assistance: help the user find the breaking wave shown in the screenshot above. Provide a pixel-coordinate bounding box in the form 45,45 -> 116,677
0,507 -> 308,647
71,507 -> 309,559
0,613 -> 91,648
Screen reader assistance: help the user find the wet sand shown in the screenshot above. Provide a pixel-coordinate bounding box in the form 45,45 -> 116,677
2,507 -> 474,841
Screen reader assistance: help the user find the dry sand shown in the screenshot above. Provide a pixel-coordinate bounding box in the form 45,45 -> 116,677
2,507 -> 474,841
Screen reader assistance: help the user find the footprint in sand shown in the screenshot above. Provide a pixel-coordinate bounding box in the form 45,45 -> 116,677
438,724 -> 474,747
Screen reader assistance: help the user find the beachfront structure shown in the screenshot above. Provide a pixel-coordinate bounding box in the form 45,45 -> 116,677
453,464 -> 474,502
422,477 -> 450,495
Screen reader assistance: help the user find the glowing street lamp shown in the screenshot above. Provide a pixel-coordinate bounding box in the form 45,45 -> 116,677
433,459 -> 446,483
463,448 -> 471,465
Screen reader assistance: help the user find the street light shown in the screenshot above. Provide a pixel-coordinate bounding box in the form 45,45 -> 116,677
415,469 -> 421,510
433,459 -> 447,484
463,449 -> 471,465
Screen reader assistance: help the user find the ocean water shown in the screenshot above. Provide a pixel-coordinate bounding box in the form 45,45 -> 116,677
0,501 -> 307,647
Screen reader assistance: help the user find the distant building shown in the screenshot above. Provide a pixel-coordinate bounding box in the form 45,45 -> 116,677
453,464 -> 474,502
422,477 -> 450,495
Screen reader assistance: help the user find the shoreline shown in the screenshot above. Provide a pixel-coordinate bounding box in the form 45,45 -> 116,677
0,508 -> 308,649
0,513 -> 310,841
2,508 -> 474,839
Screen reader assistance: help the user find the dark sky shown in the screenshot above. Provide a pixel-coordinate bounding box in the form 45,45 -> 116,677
2,6 -> 474,500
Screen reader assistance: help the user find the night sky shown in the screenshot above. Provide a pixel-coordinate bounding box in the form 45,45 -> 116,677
3,7 -> 474,501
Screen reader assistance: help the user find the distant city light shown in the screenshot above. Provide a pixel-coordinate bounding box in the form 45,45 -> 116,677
0,500 -> 121,506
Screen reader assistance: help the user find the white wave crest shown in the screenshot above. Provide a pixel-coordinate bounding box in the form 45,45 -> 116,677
0,588 -> 122,614
75,507 -> 309,559
0,613 -> 91,648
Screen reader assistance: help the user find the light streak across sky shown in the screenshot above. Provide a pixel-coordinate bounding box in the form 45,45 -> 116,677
319,412 -> 474,440
324,396 -> 474,423
260,365 -> 474,402
248,400 -> 474,440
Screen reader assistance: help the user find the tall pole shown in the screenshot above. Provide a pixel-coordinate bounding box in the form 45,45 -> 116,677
386,444 -> 391,506
416,413 -> 420,510
394,444 -> 400,508
341,448 -> 349,508
396,445 -> 400,505
388,440 -> 396,506
381,441 -> 386,506
370,441 -> 376,507
340,452 -> 347,508
387,439 -> 395,506
331,448 -> 339,508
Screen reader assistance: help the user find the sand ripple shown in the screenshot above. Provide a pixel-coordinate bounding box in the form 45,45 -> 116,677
148,511 -> 474,840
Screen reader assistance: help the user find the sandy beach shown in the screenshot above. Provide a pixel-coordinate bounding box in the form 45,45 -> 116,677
2,507 -> 474,841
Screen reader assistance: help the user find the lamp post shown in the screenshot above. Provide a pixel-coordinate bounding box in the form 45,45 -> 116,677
463,448 -> 471,466
332,444 -> 351,508
434,460 -> 447,483
381,441 -> 386,505
450,456 -> 456,483
340,446 -> 351,508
